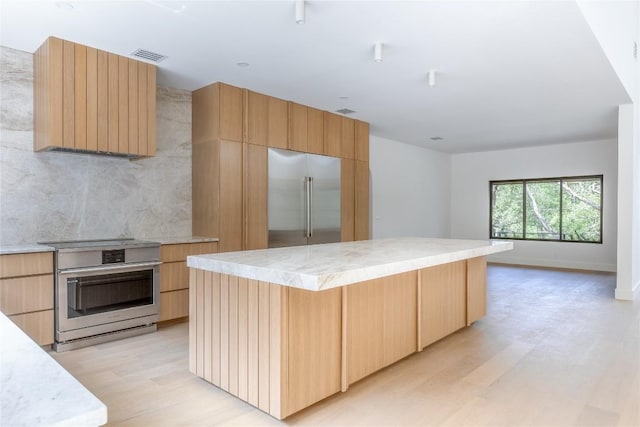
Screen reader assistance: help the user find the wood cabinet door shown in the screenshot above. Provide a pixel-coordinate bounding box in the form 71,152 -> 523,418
218,83 -> 244,143
340,117 -> 355,159
244,143 -> 268,249
323,111 -> 341,157
219,140 -> 243,252
246,90 -> 268,146
268,96 -> 288,149
466,257 -> 487,325
341,159 -> 355,242
355,160 -> 369,240
288,102 -> 308,152
420,261 -> 467,348
355,120 -> 369,162
307,107 -> 324,155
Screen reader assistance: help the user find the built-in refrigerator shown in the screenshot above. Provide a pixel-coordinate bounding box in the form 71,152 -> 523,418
268,148 -> 341,248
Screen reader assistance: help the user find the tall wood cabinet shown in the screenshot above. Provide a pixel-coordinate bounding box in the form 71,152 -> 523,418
192,82 -> 370,252
0,252 -> 54,346
34,36 -> 156,157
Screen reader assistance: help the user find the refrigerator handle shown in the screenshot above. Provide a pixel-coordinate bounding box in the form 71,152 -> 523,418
308,177 -> 313,238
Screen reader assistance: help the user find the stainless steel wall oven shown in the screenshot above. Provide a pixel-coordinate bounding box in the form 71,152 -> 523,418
42,239 -> 160,351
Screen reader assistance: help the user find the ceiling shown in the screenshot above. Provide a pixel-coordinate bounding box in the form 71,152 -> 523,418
0,1 -> 631,153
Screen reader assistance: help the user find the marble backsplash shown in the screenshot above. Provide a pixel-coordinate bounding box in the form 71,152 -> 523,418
0,46 -> 192,245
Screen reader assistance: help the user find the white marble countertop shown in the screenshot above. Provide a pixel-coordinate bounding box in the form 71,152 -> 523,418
187,237 -> 513,291
0,313 -> 107,426
0,244 -> 55,255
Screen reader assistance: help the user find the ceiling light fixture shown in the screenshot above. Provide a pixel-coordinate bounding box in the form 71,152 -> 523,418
428,70 -> 436,87
374,42 -> 383,63
295,0 -> 305,24
236,62 -> 250,68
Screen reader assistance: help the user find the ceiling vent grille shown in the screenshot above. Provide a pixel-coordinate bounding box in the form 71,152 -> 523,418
131,49 -> 168,62
336,108 -> 356,115
430,136 -> 443,141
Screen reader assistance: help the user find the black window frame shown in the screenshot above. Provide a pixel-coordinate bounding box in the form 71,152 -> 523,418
489,175 -> 603,244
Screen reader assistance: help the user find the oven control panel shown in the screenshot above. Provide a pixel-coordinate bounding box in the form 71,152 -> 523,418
102,249 -> 125,264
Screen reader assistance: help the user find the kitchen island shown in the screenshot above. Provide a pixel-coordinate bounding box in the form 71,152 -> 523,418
187,237 -> 512,419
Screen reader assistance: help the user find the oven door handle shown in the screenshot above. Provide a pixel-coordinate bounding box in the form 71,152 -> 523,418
59,261 -> 161,276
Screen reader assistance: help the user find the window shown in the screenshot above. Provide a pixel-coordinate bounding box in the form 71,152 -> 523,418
490,175 -> 603,243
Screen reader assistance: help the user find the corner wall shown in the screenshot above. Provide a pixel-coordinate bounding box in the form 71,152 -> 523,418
450,140 -> 618,271
369,136 -> 451,239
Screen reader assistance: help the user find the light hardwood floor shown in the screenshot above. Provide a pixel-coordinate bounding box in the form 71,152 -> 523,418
50,265 -> 639,426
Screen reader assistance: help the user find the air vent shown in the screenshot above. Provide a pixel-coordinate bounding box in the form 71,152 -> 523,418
634,41 -> 638,60
131,49 -> 168,62
430,136 -> 443,141
336,108 -> 356,115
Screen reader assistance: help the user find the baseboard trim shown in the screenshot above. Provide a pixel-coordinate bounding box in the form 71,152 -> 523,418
615,280 -> 640,301
487,255 -> 616,273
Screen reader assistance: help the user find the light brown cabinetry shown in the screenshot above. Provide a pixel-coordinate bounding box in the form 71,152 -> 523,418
246,91 -> 288,148
192,82 -> 370,250
159,242 -> 218,322
34,36 -> 156,157
0,252 -> 54,346
190,256 -> 488,420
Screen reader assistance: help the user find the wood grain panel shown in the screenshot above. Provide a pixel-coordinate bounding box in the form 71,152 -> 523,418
228,275 -> 239,396
286,287 -> 342,417
341,117 -> 355,159
192,140 -> 219,238
107,53 -> 119,153
269,284 -> 284,419
0,275 -> 54,315
191,84 -> 216,144
195,269 -> 205,376
258,282 -> 270,412
341,159 -> 355,242
9,310 -> 54,346
237,277 -> 249,400
63,40 -> 75,148
346,279 -> 384,384
33,37 -> 63,151
188,268 -> 197,374
160,262 -> 188,292
137,61 -> 148,156
220,274 -> 230,391
219,140 -> 243,252
203,271 -> 213,382
247,279 -> 260,407
146,64 -> 156,156
219,83 -> 244,142
211,272 -> 222,385
467,256 -> 487,325
244,143 -> 268,250
160,242 -> 218,263
118,56 -> 129,154
247,90 -> 268,146
0,252 -> 53,278
96,50 -> 108,152
307,107 -> 324,155
420,261 -> 467,348
324,111 -> 341,158
74,43 -> 87,150
268,96 -> 288,149
383,271 -> 418,366
355,120 -> 369,162
355,160 -> 370,240
159,289 -> 188,321
128,59 -> 139,155
288,102 -> 307,152
85,46 -> 98,151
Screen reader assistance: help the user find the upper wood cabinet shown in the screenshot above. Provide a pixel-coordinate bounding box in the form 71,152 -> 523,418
355,120 -> 370,162
288,102 -> 324,155
193,82 -> 244,144
34,37 -> 156,158
246,90 -> 287,148
324,112 -> 355,159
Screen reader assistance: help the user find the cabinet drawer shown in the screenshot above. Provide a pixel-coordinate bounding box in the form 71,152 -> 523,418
159,289 -> 189,321
0,274 -> 54,315
9,310 -> 54,346
160,242 -> 218,263
160,261 -> 189,292
0,252 -> 53,278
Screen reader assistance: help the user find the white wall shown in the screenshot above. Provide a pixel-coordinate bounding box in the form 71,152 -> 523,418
450,140 -> 618,271
369,136 -> 451,239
